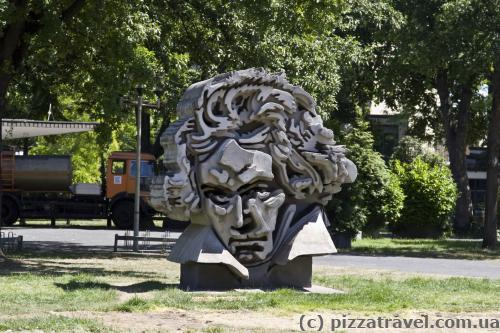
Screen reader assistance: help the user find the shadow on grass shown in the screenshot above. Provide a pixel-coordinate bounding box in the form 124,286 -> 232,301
0,247 -> 169,280
5,242 -> 167,259
341,239 -> 500,260
55,280 -> 179,293
0,258 -> 165,279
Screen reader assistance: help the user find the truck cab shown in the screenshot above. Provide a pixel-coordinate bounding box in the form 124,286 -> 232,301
106,152 -> 157,228
106,152 -> 155,198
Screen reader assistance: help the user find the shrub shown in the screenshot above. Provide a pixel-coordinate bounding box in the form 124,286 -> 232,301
390,158 -> 458,238
391,136 -> 444,166
326,121 -> 404,236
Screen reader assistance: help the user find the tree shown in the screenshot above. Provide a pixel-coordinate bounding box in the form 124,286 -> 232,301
375,0 -> 499,234
0,0 -> 86,115
484,59 -> 500,248
478,1 -> 500,249
2,1 -> 402,180
326,120 -> 404,236
391,136 -> 444,165
432,0 -> 499,247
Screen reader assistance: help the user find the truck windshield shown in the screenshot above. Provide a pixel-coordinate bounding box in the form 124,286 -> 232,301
130,160 -> 154,177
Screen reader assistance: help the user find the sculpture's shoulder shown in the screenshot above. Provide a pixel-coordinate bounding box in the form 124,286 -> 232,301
274,207 -> 337,265
168,224 -> 249,278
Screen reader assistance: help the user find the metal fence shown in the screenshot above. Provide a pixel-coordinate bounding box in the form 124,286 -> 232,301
114,230 -> 176,253
0,231 -> 23,253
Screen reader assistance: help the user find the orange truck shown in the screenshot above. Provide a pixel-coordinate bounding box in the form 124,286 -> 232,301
0,151 -> 157,228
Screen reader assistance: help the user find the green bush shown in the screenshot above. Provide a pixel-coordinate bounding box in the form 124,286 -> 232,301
326,121 -> 404,236
391,136 -> 444,166
390,158 -> 458,238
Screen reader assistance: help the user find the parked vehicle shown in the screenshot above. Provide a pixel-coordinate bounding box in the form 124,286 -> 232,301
0,150 -> 157,228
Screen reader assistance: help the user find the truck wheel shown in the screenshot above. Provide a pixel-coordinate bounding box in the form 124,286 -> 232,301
111,200 -> 134,229
139,216 -> 155,230
1,197 -> 19,226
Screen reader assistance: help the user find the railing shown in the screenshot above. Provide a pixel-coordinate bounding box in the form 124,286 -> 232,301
114,230 -> 177,253
0,231 -> 23,252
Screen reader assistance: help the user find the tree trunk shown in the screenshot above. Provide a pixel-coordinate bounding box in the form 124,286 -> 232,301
0,75 -> 11,115
0,0 -> 28,115
483,60 -> 500,249
22,139 -> 30,156
436,70 -> 473,235
151,116 -> 171,158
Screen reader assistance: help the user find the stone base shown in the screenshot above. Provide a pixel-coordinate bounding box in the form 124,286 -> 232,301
187,285 -> 344,294
180,256 -> 312,290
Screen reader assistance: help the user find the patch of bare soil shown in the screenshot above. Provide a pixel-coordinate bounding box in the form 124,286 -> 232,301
59,310 -> 500,333
61,309 -> 295,332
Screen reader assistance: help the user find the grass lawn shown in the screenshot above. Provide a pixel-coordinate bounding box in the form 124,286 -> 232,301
1,251 -> 500,332
344,238 -> 500,260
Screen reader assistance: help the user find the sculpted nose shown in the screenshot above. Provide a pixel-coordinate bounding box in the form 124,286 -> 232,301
232,195 -> 244,228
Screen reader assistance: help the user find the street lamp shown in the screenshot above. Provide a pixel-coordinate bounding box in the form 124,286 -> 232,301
120,84 -> 164,252
133,84 -> 144,252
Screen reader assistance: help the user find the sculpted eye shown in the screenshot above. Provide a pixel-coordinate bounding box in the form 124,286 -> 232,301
257,191 -> 271,200
204,189 -> 233,205
212,195 -> 231,205
264,192 -> 286,208
238,183 -> 269,197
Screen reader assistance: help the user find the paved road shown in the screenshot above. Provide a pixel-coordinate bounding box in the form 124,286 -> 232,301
3,227 -> 499,279
1,227 -> 181,253
314,254 -> 500,279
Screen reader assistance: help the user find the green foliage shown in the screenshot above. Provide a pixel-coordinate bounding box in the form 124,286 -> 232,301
375,0 -> 499,145
327,121 -> 404,236
30,132 -> 102,184
28,106 -> 120,184
391,136 -> 445,166
379,172 -> 406,229
390,158 -> 458,238
2,0 -> 403,181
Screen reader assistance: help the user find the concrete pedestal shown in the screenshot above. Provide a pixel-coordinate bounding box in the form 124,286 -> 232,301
180,256 -> 312,290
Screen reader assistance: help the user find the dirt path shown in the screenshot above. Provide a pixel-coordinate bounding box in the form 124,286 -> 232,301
56,309 -> 500,332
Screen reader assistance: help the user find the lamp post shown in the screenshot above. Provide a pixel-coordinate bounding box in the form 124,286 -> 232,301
120,84 -> 164,252
133,85 -> 144,252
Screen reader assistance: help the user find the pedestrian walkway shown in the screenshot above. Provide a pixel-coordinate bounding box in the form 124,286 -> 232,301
315,254 -> 500,279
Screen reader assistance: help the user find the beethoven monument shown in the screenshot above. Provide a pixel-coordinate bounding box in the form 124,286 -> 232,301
150,68 -> 357,290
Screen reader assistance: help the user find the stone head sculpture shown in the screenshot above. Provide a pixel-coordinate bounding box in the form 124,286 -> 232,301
150,68 -> 357,289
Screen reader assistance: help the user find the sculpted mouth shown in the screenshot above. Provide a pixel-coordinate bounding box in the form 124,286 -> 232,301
229,236 -> 267,255
233,244 -> 264,252
232,243 -> 266,262
229,235 -> 267,243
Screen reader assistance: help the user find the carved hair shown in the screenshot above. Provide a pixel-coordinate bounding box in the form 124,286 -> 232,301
151,68 -> 355,220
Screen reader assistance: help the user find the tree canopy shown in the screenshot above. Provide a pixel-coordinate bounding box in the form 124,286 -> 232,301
1,0 -> 498,245
1,0 -> 400,179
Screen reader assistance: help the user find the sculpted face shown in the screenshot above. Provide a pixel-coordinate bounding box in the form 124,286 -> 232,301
149,69 -> 359,278
197,139 -> 285,264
